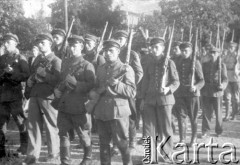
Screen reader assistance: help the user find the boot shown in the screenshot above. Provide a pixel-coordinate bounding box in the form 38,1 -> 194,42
189,124 -> 197,146
100,145 -> 111,165
179,121 -> 187,143
80,146 -> 92,165
223,101 -> 231,121
17,132 -> 28,155
60,146 -> 71,165
0,133 -> 6,159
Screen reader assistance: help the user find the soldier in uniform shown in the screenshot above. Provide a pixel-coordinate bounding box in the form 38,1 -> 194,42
54,35 -> 95,165
84,34 -> 105,133
22,33 -> 61,164
223,42 -> 240,120
174,42 -> 205,145
113,30 -> 143,151
171,41 -> 182,63
51,28 -> 69,60
84,34 -> 105,68
201,47 -> 228,137
92,39 -> 136,165
0,33 -> 29,157
51,28 -> 75,141
140,37 -> 180,162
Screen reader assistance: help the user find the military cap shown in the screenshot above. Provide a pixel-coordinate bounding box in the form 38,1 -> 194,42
210,46 -> 221,53
172,41 -> 182,47
3,33 -> 19,43
179,42 -> 193,50
205,43 -> 213,50
229,41 -> 237,47
150,37 -> 165,46
68,35 -> 85,45
113,30 -> 129,38
51,28 -> 66,37
35,33 -> 53,43
103,39 -> 121,49
85,34 -> 98,42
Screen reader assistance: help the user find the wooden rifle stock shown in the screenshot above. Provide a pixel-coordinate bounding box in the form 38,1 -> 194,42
60,17 -> 75,59
160,20 -> 175,92
191,28 -> 198,88
94,21 -> 108,63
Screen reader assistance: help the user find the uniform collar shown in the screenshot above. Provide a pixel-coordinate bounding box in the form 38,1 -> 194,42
105,59 -> 120,68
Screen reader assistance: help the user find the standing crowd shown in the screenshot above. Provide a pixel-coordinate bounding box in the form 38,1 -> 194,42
0,26 -> 239,165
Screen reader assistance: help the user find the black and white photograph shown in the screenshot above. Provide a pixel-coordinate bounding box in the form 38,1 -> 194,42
0,0 -> 240,164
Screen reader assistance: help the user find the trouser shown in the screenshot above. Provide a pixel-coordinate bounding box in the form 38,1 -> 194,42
0,100 -> 27,157
135,98 -> 142,130
202,96 -> 223,134
26,97 -> 59,159
97,118 -> 132,165
224,82 -> 240,118
128,98 -> 136,146
58,112 -> 92,165
172,101 -> 187,142
175,97 -> 199,143
143,104 -> 173,160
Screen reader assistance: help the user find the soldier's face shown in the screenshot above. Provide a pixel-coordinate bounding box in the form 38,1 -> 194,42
229,45 -> 237,53
116,37 -> 127,48
151,43 -> 165,57
210,51 -> 219,61
181,47 -> 192,59
104,47 -> 120,62
85,40 -> 96,52
32,47 -> 39,57
53,34 -> 64,46
173,46 -> 181,56
70,42 -> 84,56
3,39 -> 17,53
38,40 -> 52,53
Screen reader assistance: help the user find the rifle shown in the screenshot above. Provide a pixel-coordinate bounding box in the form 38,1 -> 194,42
51,63 -> 83,109
59,17 -> 75,59
180,28 -> 184,41
231,29 -> 235,43
24,55 -> 53,99
107,26 -> 113,40
162,26 -> 168,40
189,21 -> 193,42
0,54 -> 21,86
93,21 -> 108,63
216,24 -> 221,86
85,29 -> 134,113
191,28 -> 198,90
209,31 -> 212,44
160,20 -> 175,93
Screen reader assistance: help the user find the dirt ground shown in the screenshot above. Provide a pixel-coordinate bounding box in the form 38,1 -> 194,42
2,111 -> 240,165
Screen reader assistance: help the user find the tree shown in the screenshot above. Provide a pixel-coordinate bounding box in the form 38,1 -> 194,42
0,0 -> 50,51
50,0 -> 126,36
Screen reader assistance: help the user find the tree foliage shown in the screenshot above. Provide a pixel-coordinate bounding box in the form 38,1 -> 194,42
138,0 -> 240,46
0,0 -> 50,51
50,0 -> 126,36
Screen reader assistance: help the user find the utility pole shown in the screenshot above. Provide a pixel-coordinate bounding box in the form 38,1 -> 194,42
64,0 -> 68,32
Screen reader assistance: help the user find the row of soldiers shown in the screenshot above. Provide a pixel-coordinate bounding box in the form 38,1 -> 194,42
0,25 -> 239,165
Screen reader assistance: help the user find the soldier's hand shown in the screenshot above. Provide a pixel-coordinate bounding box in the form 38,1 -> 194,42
27,77 -> 34,87
4,65 -> 13,74
54,88 -> 62,98
34,74 -> 44,83
36,67 -> 47,78
140,99 -> 145,111
160,86 -> 170,95
216,84 -> 223,91
65,74 -> 77,86
107,78 -> 119,86
190,85 -> 197,93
